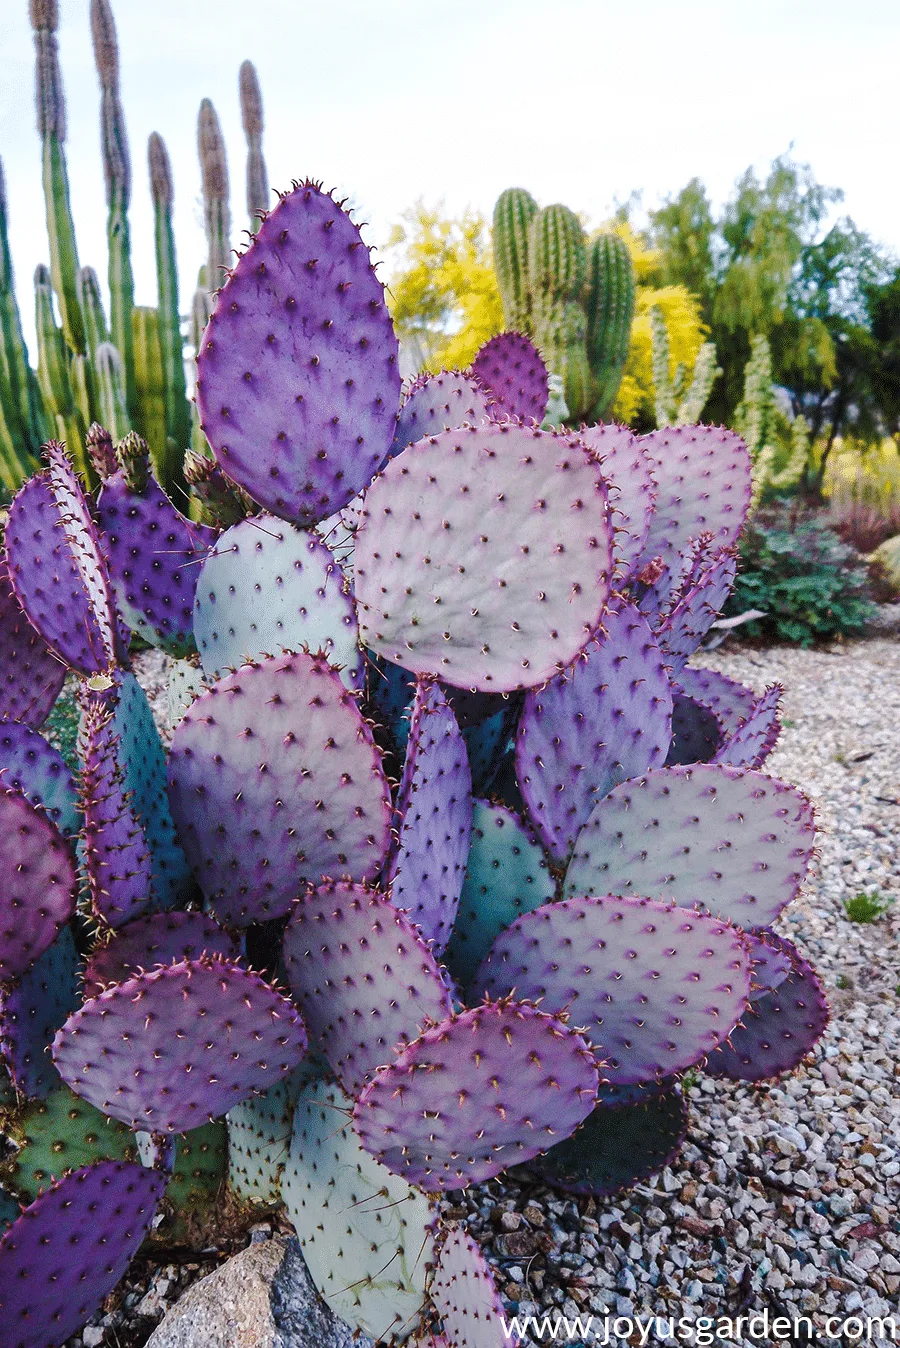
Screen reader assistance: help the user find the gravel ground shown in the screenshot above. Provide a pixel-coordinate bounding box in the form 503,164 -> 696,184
67,636 -> 900,1346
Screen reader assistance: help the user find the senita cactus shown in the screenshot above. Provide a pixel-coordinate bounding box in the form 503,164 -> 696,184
239,60 -> 269,229
650,303 -> 720,427
0,184 -> 827,1346
198,99 -> 232,294
492,187 -> 636,423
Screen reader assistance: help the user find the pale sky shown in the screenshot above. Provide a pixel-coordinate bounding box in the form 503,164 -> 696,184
2,0 -> 899,355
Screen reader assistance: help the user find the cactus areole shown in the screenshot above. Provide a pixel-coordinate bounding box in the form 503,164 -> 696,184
0,180 -> 826,1347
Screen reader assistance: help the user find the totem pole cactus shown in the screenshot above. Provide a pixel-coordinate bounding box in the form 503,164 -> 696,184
650,303 -> 720,427
0,181 -> 827,1348
493,187 -> 636,423
735,333 -> 810,503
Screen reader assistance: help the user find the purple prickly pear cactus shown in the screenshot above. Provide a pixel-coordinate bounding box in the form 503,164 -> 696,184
0,721 -> 79,835
355,423 -> 614,692
390,370 -> 492,462
673,665 -> 757,737
167,651 -> 392,926
53,955 -> 308,1132
79,698 -> 155,930
432,1226 -> 521,1348
470,330 -> 548,424
196,182 -> 401,524
0,927 -> 80,1098
94,439 -> 217,658
5,444 -> 127,675
0,1160 -> 166,1348
745,927 -> 793,1001
564,764 -> 815,930
664,693 -> 722,766
475,895 -> 752,1084
0,786 -> 78,984
579,424 -> 657,580
515,599 -> 672,863
655,545 -> 736,670
705,931 -> 828,1081
83,910 -> 239,997
0,556 -> 66,728
385,679 -> 472,950
353,1000 -> 599,1191
283,881 -> 453,1097
713,683 -> 783,769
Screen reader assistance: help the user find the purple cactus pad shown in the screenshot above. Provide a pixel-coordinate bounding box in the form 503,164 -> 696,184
515,599 -> 672,863
196,182 -> 401,524
0,556 -> 66,727
714,684 -> 783,769
0,786 -> 78,984
0,721 -> 78,834
673,666 -> 757,738
655,548 -> 737,671
53,956 -> 308,1132
168,651 -> 392,925
83,911 -> 239,997
471,331 -> 549,424
96,469 -> 217,657
432,1226 -> 520,1348
355,423 -> 614,692
564,764 -> 815,930
745,928 -> 793,1002
385,680 -> 473,950
283,881 -> 453,1097
579,424 -> 657,580
0,1160 -> 166,1348
352,1000 -> 599,1191
390,371 -> 492,462
705,933 -> 828,1081
0,926 -> 80,1098
664,694 -> 722,766
475,895 -> 751,1084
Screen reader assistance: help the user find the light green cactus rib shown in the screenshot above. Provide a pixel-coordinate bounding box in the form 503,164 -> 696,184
132,305 -> 170,489
91,0 -> 137,425
492,187 -> 538,333
94,342 -> 128,441
148,133 -> 191,476
0,160 -> 43,473
34,263 -> 92,481
530,204 -> 591,420
586,231 -> 635,422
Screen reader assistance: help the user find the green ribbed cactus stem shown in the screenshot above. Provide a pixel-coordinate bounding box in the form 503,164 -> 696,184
586,232 -> 635,422
70,353 -> 94,437
529,204 -> 591,420
95,342 -> 128,441
0,159 -> 42,465
148,132 -> 191,467
198,99 -> 231,292
650,304 -> 675,428
0,368 -> 25,493
492,188 -> 538,333
131,305 -> 172,492
91,0 -> 136,425
239,62 -> 268,229
31,0 -> 85,357
676,342 -> 720,425
76,266 -> 111,360
34,262 -> 89,479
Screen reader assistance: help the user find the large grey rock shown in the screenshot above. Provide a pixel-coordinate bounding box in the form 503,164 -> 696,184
145,1237 -> 368,1348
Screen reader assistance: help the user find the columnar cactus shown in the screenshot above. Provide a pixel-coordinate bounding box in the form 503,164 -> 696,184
493,187 -> 636,423
0,179 -> 827,1348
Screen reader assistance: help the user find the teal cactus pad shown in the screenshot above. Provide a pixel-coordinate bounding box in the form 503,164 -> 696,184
196,183 -> 401,525
475,895 -> 751,1084
445,800 -> 554,991
83,911 -> 239,997
5,1082 -> 137,1201
578,423 -> 656,580
355,423 -> 614,692
564,764 -> 815,929
0,722 -> 78,834
194,515 -> 363,690
167,651 -> 392,926
390,371 -> 492,462
0,786 -> 77,984
0,1187 -> 19,1237
386,681 -> 472,951
0,927 -> 80,1099
0,1161 -> 165,1348
352,1000 -> 599,1191
53,956 -> 308,1133
515,599 -> 672,863
162,1119 -> 228,1217
530,1084 -> 688,1197
714,684 -> 783,770
227,1076 -> 297,1205
167,657 -> 211,726
282,1076 -> 437,1344
431,1226 -> 519,1348
284,881 -> 453,1097
461,703 -> 516,795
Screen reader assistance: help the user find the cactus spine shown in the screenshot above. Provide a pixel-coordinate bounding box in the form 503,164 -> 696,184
650,304 -> 720,428
239,61 -> 268,230
492,188 -> 636,423
90,0 -> 137,425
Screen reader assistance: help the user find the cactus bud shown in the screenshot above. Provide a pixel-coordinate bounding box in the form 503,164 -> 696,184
85,421 -> 116,479
147,131 -> 172,206
115,429 -> 149,493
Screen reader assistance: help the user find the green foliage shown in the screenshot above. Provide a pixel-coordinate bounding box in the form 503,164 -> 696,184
842,891 -> 894,923
724,511 -> 876,645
